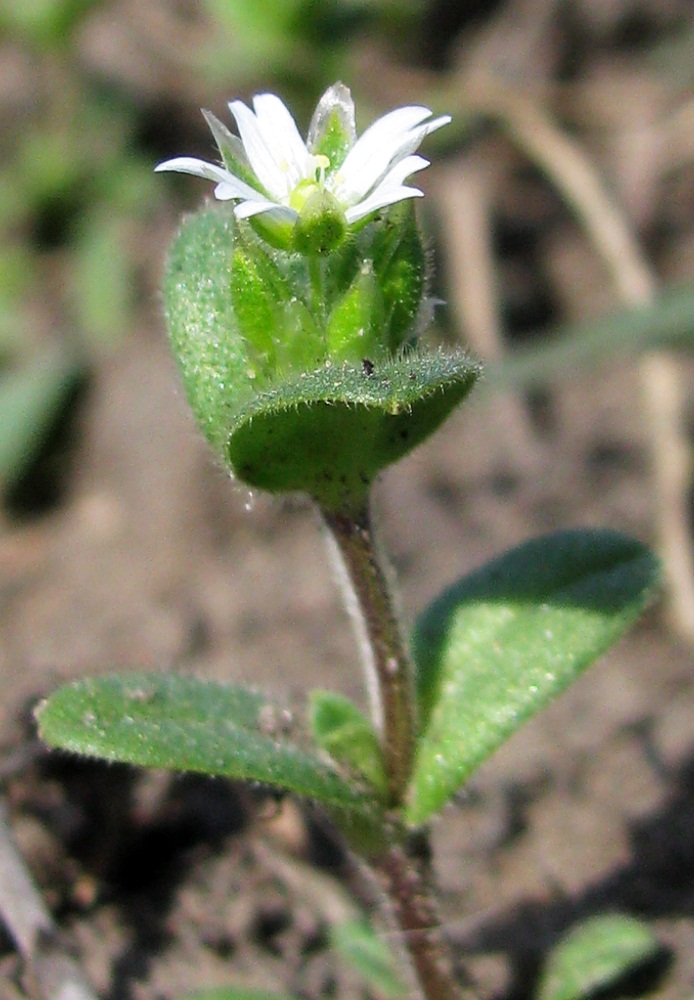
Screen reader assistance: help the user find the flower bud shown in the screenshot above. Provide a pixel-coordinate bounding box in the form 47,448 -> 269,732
293,190 -> 348,255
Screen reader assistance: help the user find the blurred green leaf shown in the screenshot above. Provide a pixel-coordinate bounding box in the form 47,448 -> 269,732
73,212 -> 131,346
331,918 -> 407,997
0,248 -> 35,305
36,672 -> 381,818
0,248 -> 36,357
538,914 -> 661,1000
482,282 -> 694,393
201,0 -> 304,76
183,991 -> 300,1000
203,0 -> 303,39
406,530 -> 659,825
0,171 -> 29,230
0,0 -> 101,46
0,349 -> 81,490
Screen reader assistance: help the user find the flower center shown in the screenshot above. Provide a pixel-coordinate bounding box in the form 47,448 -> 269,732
287,154 -> 331,212
289,179 -> 320,212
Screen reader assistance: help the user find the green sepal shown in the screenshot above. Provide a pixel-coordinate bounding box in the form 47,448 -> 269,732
310,691 -> 388,798
371,201 -> 427,352
227,349 -> 480,513
230,236 -> 284,376
201,109 -> 266,197
35,673 -> 382,822
249,208 -> 297,252
307,82 -> 356,173
326,264 -> 382,362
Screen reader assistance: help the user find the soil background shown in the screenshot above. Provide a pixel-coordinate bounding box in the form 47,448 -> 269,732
2,2 -> 694,999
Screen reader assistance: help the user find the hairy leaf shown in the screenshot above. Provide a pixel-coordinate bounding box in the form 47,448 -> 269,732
407,530 -> 659,824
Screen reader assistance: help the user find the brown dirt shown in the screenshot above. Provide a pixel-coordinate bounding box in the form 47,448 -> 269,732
3,2 -> 694,998
1,332 -> 693,999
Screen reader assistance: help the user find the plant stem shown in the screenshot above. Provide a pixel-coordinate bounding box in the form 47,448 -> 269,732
321,503 -> 416,806
321,501 -> 467,1000
376,843 -> 467,1000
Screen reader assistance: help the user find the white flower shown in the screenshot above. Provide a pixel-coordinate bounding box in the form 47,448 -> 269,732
155,83 -> 450,242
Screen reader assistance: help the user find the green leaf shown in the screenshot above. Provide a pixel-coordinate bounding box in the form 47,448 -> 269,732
36,673 -> 378,818
227,349 -> 479,514
164,206 -> 255,457
0,349 -> 82,490
309,691 -> 387,797
538,915 -> 661,1000
331,918 -> 407,998
73,212 -> 132,346
406,530 -> 660,825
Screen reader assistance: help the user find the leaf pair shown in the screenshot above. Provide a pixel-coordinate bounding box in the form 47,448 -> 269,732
36,529 -> 659,831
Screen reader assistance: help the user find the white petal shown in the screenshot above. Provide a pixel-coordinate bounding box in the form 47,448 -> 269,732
337,109 -> 451,207
210,185 -> 253,203
155,156 -> 230,182
253,93 -> 310,187
154,157 -> 264,202
336,106 -> 433,198
234,200 -> 297,222
343,154 -> 429,222
229,100 -> 287,199
377,153 -> 430,187
400,114 -> 451,155
345,186 -> 423,223
421,113 -> 451,134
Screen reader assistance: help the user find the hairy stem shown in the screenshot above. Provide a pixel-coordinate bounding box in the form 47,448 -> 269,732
321,503 -> 416,806
321,501 -> 467,1000
376,843 -> 467,1000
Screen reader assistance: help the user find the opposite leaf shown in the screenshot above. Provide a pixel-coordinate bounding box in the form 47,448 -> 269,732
36,673 -> 377,818
407,530 -> 659,825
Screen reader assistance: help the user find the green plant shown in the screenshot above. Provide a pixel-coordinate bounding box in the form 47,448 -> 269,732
36,84 -> 660,1000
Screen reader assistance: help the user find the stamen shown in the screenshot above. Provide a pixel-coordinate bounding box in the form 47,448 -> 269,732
313,154 -> 330,189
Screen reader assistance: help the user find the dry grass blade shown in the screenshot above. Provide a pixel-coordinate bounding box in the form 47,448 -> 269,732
0,800 -> 98,1000
455,75 -> 694,638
